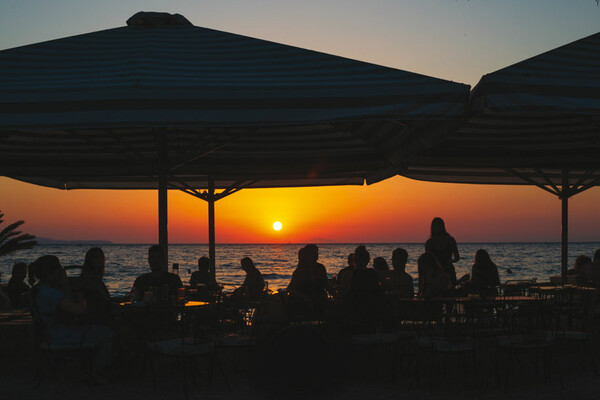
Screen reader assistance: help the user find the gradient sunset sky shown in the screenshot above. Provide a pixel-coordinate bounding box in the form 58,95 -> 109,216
1,0 -> 600,244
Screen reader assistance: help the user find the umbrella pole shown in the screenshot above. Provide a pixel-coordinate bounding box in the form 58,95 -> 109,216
561,170 -> 569,284
208,176 -> 216,283
159,171 -> 168,263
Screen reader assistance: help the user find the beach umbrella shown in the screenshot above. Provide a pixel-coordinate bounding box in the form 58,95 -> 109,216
400,31 -> 600,282
0,12 -> 469,280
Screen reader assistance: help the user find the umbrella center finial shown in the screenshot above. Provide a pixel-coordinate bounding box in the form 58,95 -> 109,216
126,12 -> 192,27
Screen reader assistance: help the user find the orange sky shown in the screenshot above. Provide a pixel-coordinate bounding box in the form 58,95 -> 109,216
2,176 -> 599,243
1,2 -> 600,244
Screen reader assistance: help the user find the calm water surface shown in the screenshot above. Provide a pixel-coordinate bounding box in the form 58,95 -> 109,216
1,243 -> 599,297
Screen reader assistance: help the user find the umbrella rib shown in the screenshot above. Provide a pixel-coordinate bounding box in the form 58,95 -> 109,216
572,170 -> 594,192
570,173 -> 600,196
67,129 -> 158,175
504,168 -> 561,197
534,168 -> 561,194
167,127 -> 257,173
169,179 -> 206,200
215,180 -> 258,201
168,136 -> 240,173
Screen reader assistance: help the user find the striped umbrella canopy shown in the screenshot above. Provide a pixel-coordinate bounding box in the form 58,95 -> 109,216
0,11 -> 468,191
401,31 -> 600,281
0,12 -> 469,276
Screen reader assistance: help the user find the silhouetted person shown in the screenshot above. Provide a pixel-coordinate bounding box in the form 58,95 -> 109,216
29,255 -> 113,376
234,257 -> 265,304
568,255 -> 592,276
466,249 -> 500,296
425,217 -> 459,286
583,249 -> 600,285
373,256 -> 394,292
391,248 -> 414,298
339,245 -> 384,329
189,256 -> 218,301
70,247 -> 113,324
131,245 -> 183,303
288,245 -> 333,317
190,256 -> 216,287
417,252 -> 451,299
336,253 -> 354,286
568,254 -> 595,284
6,262 -> 29,308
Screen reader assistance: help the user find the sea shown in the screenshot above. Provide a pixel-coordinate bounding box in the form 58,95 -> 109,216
1,243 -> 599,297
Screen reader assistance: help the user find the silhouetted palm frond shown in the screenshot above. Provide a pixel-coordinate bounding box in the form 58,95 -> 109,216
0,211 -> 37,257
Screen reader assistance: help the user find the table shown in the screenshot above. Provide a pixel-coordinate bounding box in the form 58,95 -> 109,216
0,311 -> 35,355
118,300 -> 210,308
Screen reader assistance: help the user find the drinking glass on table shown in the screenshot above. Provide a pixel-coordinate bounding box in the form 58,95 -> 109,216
177,287 -> 187,304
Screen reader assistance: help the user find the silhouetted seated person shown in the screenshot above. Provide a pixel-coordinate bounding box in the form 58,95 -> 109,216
336,253 -> 354,286
459,249 -> 500,297
232,257 -> 265,306
417,252 -> 452,299
190,256 -> 212,287
390,248 -> 414,298
338,245 -> 384,330
373,256 -> 394,292
70,247 -> 113,325
586,249 -> 600,285
189,256 -> 219,301
287,245 -> 333,319
6,262 -> 30,308
568,254 -> 593,284
29,255 -> 113,377
131,245 -> 183,303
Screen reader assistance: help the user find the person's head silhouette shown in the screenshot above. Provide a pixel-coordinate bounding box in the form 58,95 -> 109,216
474,249 -> 492,266
347,253 -> 355,268
392,248 -> 408,271
83,247 -> 105,279
430,217 -> 447,236
373,257 -> 389,271
148,245 -> 166,274
241,256 -> 255,273
11,262 -> 28,282
354,245 -> 370,269
197,256 -> 210,272
304,244 -> 319,263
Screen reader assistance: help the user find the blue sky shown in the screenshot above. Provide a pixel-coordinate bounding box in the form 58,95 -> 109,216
1,1 -> 599,86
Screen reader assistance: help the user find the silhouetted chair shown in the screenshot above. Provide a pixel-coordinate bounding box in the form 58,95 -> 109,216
554,287 -> 598,376
409,299 -> 478,392
494,299 -> 558,389
216,290 -> 270,374
147,304 -> 228,397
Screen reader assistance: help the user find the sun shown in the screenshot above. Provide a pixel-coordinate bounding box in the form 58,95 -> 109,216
272,221 -> 283,231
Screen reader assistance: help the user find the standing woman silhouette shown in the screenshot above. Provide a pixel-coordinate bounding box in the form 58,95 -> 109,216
425,217 -> 460,287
